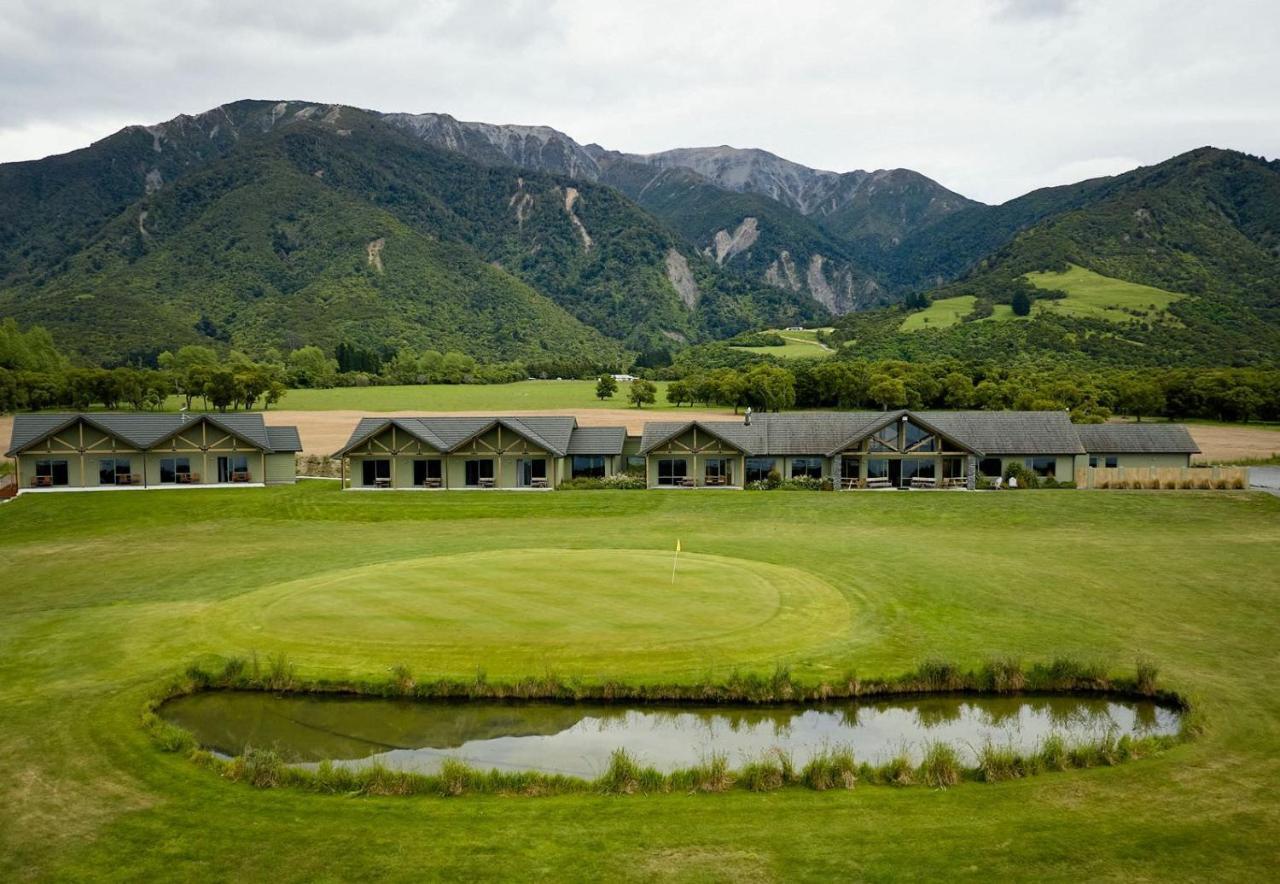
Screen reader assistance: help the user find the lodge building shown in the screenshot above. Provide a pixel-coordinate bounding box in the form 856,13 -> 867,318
333,410 -> 1199,491
5,409 -> 1200,494
5,413 -> 301,491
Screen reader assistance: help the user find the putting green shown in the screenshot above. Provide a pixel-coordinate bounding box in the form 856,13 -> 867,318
211,548 -> 852,675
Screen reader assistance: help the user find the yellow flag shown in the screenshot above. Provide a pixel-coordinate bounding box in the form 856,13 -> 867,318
676,539 -> 682,552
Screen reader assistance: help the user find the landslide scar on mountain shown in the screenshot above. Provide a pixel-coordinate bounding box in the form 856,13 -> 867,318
665,249 -> 700,308
366,238 -> 385,273
563,187 -> 592,251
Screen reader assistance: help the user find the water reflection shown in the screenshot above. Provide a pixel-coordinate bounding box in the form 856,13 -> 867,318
162,692 -> 1181,779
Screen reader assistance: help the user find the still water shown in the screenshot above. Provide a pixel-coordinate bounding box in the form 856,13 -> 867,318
162,692 -> 1181,778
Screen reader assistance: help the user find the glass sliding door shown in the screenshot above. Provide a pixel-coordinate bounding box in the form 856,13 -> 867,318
704,457 -> 731,486
518,458 -> 547,487
219,455 -> 251,483
464,459 -> 495,487
361,459 -> 391,487
412,459 -> 442,487
657,459 -> 687,486
160,457 -> 192,484
34,459 -> 69,486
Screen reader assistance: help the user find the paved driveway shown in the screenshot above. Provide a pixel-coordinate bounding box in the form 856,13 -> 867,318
1250,466 -> 1280,495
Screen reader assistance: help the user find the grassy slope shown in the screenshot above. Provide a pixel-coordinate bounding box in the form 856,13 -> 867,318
899,295 -> 978,331
731,328 -> 832,359
1026,264 -> 1185,322
1,484 -> 1278,880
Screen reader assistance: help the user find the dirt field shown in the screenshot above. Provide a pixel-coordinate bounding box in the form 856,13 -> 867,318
2,412 -> 1275,463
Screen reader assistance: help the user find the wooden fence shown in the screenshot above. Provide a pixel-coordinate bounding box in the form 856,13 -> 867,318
1075,465 -> 1248,490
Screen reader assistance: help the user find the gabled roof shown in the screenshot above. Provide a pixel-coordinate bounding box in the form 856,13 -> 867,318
6,412 -> 298,457
919,411 -> 1086,455
567,426 -> 627,456
823,410 -> 979,456
1076,423 -> 1200,454
638,420 -> 766,455
333,416 -> 582,458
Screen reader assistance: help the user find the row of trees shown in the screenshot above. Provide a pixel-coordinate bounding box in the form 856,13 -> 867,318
658,359 -> 1280,423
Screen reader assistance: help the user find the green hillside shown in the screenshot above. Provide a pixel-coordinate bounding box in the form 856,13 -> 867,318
0,101 -> 826,365
843,149 -> 1280,366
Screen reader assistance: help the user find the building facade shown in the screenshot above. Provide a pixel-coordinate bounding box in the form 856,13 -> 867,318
5,413 -> 302,492
332,410 -> 1199,492
334,416 -> 628,490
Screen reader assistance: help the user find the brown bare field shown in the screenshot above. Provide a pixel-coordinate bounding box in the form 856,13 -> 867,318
2,412 -> 1275,462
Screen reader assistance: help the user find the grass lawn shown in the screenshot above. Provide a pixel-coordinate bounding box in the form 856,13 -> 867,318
904,267 -> 1187,333
731,328 -> 832,359
164,379 -> 677,413
2,484 -> 1278,880
1024,264 -> 1186,322
899,295 -> 978,331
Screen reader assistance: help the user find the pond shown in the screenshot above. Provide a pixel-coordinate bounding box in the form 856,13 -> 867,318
161,692 -> 1181,778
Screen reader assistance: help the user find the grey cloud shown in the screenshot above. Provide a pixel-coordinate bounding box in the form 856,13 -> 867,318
0,0 -> 1276,203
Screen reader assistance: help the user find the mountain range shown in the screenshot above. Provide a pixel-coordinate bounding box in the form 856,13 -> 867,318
0,98 -> 1277,367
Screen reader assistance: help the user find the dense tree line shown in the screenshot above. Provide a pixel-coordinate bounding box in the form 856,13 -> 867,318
0,321 -> 615,413
662,355 -> 1280,423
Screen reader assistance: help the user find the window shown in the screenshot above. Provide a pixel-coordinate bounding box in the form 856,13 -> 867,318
942,457 -> 966,480
978,457 -> 1003,477
361,459 -> 391,486
871,424 -> 899,451
464,459 -> 494,486
904,421 -> 937,452
1105,456 -> 1118,469
657,458 -> 687,486
98,458 -> 131,485
704,458 -> 732,484
1088,456 -> 1098,468
571,455 -> 605,479
841,458 -> 861,480
1026,456 -> 1057,477
790,457 -> 823,479
218,454 -> 250,483
745,457 -> 777,483
900,458 -> 935,485
867,458 -> 889,480
35,459 -> 69,486
518,458 -> 547,486
412,459 -> 442,485
624,456 -> 646,476
160,457 -> 191,484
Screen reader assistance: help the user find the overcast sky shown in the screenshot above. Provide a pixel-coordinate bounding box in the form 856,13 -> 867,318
1,0 -> 1276,203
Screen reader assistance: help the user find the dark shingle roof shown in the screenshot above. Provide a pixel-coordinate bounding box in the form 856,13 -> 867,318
920,411 -> 1086,455
638,420 -> 769,454
567,426 -> 626,455
265,426 -> 303,452
335,416 -> 581,457
1076,423 -> 1200,454
6,413 -> 300,456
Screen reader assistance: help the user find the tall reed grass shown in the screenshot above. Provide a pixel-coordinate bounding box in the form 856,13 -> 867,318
140,653 -> 1189,798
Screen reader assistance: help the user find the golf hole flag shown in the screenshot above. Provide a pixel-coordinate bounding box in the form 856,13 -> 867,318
671,539 -> 682,584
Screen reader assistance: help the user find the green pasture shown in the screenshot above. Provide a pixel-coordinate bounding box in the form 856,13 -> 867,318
164,379 -> 677,412
1,483 -> 1277,880
731,328 -> 832,360
1025,264 -> 1186,322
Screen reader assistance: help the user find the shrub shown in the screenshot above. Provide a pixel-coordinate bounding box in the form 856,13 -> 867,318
801,747 -> 858,790
740,749 -> 793,792
981,657 -> 1026,693
914,659 -> 964,691
880,752 -> 915,786
559,474 -> 647,490
265,653 -> 297,691
1038,734 -> 1068,771
390,664 -> 415,695
978,743 -> 1025,782
232,747 -> 286,788
775,476 -> 829,492
918,742 -> 961,788
1135,657 -> 1159,695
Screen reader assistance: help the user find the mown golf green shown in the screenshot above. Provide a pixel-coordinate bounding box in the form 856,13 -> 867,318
2,483 -> 1278,880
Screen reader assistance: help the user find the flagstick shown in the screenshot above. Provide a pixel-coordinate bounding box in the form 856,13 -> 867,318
671,544 -> 680,584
